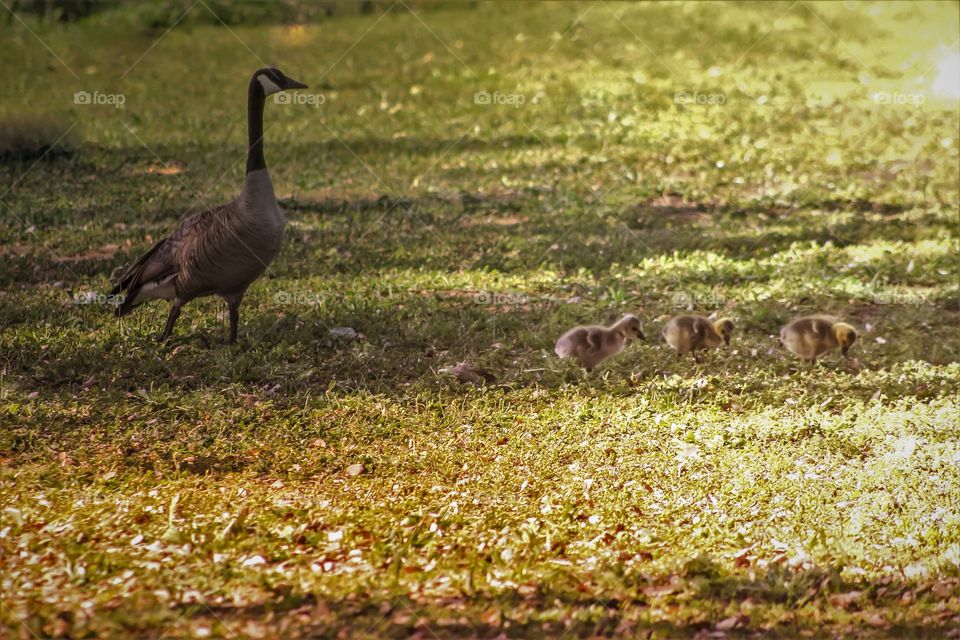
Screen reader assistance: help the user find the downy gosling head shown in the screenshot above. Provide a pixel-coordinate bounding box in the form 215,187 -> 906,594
661,315 -> 734,362
555,314 -> 645,371
779,316 -> 857,365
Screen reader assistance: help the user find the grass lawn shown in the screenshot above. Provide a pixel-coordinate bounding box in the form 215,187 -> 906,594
1,1 -> 959,637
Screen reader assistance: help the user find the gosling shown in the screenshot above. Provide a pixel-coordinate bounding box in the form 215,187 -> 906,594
779,316 -> 857,365
661,315 -> 734,362
555,314 -> 645,371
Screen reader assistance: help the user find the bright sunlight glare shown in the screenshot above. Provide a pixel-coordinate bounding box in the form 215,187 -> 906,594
932,50 -> 960,99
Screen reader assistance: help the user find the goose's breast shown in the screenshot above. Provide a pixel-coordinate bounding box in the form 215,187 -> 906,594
240,206 -> 285,258
179,213 -> 284,298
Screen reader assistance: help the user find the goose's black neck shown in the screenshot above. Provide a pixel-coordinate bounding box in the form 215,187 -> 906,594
246,77 -> 266,174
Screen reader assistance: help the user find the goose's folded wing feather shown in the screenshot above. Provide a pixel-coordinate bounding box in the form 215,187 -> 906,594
110,206 -> 224,316
110,237 -> 176,316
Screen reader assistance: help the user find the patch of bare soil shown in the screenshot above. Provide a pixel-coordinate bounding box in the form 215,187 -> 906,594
289,188 -> 532,216
628,193 -> 714,228
55,244 -> 123,263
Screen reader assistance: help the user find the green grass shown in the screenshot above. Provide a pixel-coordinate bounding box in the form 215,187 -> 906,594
2,1 -> 959,637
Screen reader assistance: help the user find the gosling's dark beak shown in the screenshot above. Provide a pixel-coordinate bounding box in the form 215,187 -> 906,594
841,346 -> 850,356
284,77 -> 308,90
723,335 -> 731,346
638,329 -> 645,341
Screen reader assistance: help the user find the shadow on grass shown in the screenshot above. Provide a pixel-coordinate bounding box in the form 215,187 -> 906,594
51,567 -> 955,639
1,265 -> 958,395
2,190 -> 946,286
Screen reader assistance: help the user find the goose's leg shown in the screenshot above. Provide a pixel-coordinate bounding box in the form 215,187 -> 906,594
160,302 -> 183,342
228,306 -> 240,344
224,293 -> 244,344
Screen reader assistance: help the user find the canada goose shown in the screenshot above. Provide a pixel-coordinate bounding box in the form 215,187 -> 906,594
110,68 -> 307,343
661,315 -> 734,362
555,314 -> 645,371
780,315 -> 857,365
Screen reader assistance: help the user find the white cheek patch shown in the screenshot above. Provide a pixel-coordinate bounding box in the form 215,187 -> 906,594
257,74 -> 283,96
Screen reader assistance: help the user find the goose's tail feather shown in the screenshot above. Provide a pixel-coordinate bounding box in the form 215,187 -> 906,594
110,237 -> 177,317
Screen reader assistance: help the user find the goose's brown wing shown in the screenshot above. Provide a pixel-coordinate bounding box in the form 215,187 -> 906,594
110,206 -> 224,317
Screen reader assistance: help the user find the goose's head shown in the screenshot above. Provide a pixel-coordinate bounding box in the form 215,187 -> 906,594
254,67 -> 308,96
614,314 -> 645,341
833,322 -> 857,355
713,318 -> 735,345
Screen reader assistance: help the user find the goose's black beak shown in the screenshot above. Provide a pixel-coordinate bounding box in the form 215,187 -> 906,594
284,78 -> 308,90
841,346 -> 850,356
723,335 -> 731,346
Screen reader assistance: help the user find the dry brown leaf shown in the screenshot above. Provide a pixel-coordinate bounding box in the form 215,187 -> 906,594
932,580 -> 956,598
733,546 -> 754,568
439,362 -> 496,385
56,244 -> 121,263
828,590 -> 863,609
716,613 -> 747,630
329,326 -> 361,341
642,582 -> 681,598
862,612 -> 887,628
146,162 -> 185,175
